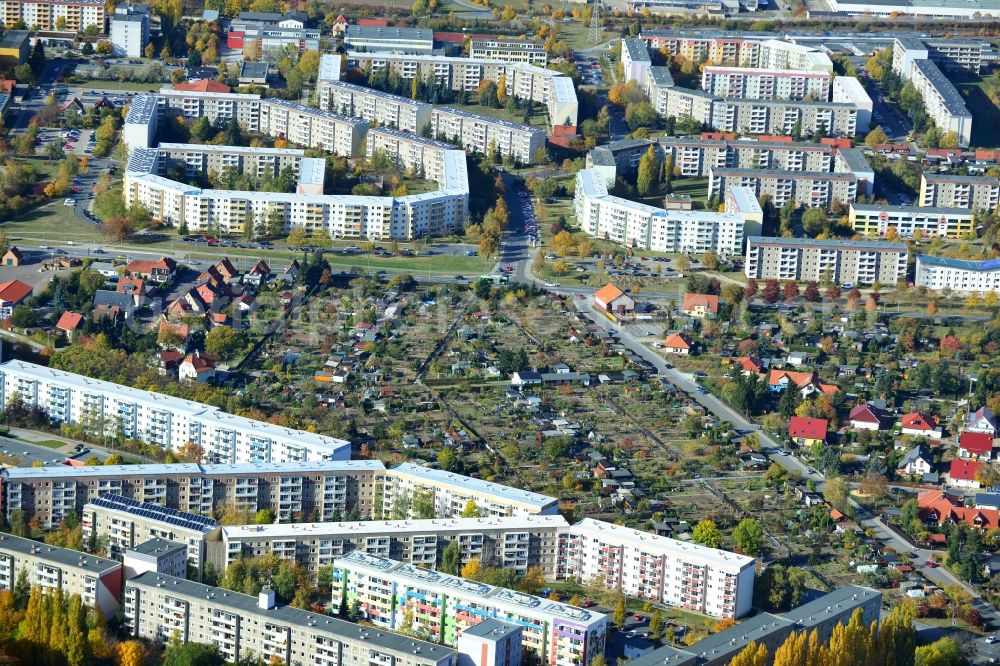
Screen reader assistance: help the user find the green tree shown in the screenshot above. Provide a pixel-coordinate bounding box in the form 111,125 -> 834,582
204,326 -> 246,362
440,541 -> 461,575
732,518 -> 764,557
164,641 -> 225,666
612,595 -> 627,627
692,519 -> 722,548
648,610 -> 664,642
801,207 -> 827,237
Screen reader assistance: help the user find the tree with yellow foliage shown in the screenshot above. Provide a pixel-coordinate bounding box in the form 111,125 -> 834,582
117,641 -> 145,666
730,641 -> 768,666
460,558 -> 481,580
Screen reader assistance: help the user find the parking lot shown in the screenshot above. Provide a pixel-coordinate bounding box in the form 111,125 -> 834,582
574,55 -> 606,86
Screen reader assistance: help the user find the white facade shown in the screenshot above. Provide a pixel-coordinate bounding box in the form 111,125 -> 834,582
559,518 -> 756,618
122,93 -> 158,150
574,169 -> 752,256
320,80 -> 432,134
915,255 -> 1000,295
0,360 -> 351,463
701,66 -> 831,101
832,77 -> 872,132
621,39 -> 652,85
909,59 -> 972,148
110,4 -> 149,57
755,39 -> 833,72
431,107 -> 546,165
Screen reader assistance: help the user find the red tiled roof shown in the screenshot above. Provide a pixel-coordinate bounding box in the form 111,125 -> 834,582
950,459 -> 982,481
117,276 -> 145,295
183,353 -> 215,372
919,490 -> 1000,529
357,17 -> 389,26
681,293 -> 719,313
850,403 -> 884,424
902,412 -> 935,431
173,79 -> 231,93
0,280 -> 32,305
56,311 -> 84,331
158,349 -> 183,364
594,283 -> 625,305
663,332 -> 692,350
736,356 -> 762,373
960,432 -> 994,455
768,369 -> 816,389
788,416 -> 828,441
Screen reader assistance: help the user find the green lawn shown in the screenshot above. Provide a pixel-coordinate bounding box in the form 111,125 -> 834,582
667,177 -> 711,205
1,201 -> 105,244
18,439 -> 66,449
454,97 -> 550,129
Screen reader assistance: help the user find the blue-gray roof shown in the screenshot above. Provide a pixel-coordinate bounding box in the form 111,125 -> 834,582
918,255 -> 1000,271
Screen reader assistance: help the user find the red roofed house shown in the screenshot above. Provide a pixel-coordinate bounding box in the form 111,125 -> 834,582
156,349 -> 184,378
593,284 -> 635,316
172,79 -> 232,93
901,411 -> 943,439
55,311 -> 84,340
735,356 -> 763,376
849,402 -> 890,431
332,14 -> 348,35
158,320 -> 189,349
919,490 -> 1000,530
788,416 -> 828,447
949,459 -> 982,489
116,277 -> 152,306
768,369 -> 826,397
243,259 -> 272,287
663,332 -> 693,355
179,351 -> 217,383
681,293 -> 720,318
959,432 -> 994,461
124,257 -> 176,283
0,279 -> 33,319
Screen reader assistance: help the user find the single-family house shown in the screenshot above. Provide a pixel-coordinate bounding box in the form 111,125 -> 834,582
849,402 -> 891,431
2,246 -> 23,266
214,257 -> 239,283
233,293 -> 257,314
897,445 -> 933,476
767,369 -> 838,397
662,332 -> 693,355
55,311 -> 84,340
158,320 -> 189,349
511,371 -> 542,386
901,412 -> 943,439
93,290 -> 136,321
155,349 -> 184,378
179,351 -> 217,383
0,279 -> 32,319
949,459 -> 983,489
280,260 -> 300,283
967,407 -> 1000,437
959,432 -> 994,461
919,490 -> 1000,529
243,259 -> 272,286
116,277 -> 152,306
734,356 -> 763,376
788,416 -> 828,447
593,283 -> 635,316
681,293 -> 719,318
124,256 -> 176,283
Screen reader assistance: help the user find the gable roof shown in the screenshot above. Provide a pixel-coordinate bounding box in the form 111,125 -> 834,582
919,489 -> 1000,529
850,402 -> 887,425
663,332 -> 692,350
182,352 -> 215,372
960,432 -> 994,455
2,246 -> 23,260
897,445 -> 930,469
768,369 -> 816,389
117,276 -> 146,295
788,416 -> 828,441
125,257 -> 176,274
0,280 -> 32,305
173,79 -> 231,93
158,320 -> 189,341
969,406 -> 999,427
950,459 -> 982,481
248,259 -> 271,276
681,293 -> 719,313
594,283 -> 625,305
901,411 -> 936,431
736,356 -> 762,373
215,257 -> 238,278
55,311 -> 84,331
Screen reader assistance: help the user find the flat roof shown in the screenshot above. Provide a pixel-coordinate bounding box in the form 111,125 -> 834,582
263,98 -> 367,127
723,97 -> 854,109
368,126 -> 455,151
239,61 -> 269,79
550,76 -> 577,104
318,53 -> 341,82
571,518 -> 755,571
851,203 -> 973,217
0,30 -> 28,48
704,65 -> 830,77
470,39 -> 545,50
157,88 -> 262,101
125,147 -> 159,175
127,537 -> 187,558
648,66 -> 675,88
837,147 -> 873,174
433,106 -> 546,135
345,25 -> 433,42
125,93 -> 158,125
624,38 -> 652,63
691,613 -> 792,660
157,143 -> 305,157
0,533 -> 120,574
391,461 -> 558,509
0,361 -> 350,456
626,646 -> 698,666
911,59 -> 972,117
223,515 -> 570,540
2,459 -> 385,480
86,494 -> 219,534
713,167 -> 856,181
747,235 -> 907,251
336,551 -> 604,628
783,585 -> 880,628
726,186 -> 762,214
460,618 -> 523,641
127,571 -> 456,658
322,79 -> 431,109
917,254 -> 1000,272
923,173 -> 998,184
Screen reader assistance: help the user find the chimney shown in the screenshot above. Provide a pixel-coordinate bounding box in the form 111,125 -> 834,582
259,587 -> 276,610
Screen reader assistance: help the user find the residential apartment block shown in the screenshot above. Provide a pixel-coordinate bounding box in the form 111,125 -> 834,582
110,3 -> 150,57
831,76 -> 872,133
320,80 -> 432,134
365,127 -> 465,183
755,39 -> 833,72
574,169 -> 759,256
701,66 -> 831,101
919,173 -> 1000,211
892,38 -> 972,147
81,494 -> 219,578
0,0 -> 104,32
154,143 -> 306,179
346,52 -> 579,127
639,33 -> 832,72
122,93 -> 158,150
916,255 -> 1000,295
709,167 -> 860,210
382,462 -> 559,519
557,518 -> 755,618
214,515 -> 569,578
430,107 -> 546,165
849,203 -> 975,239
622,39 -> 653,84
469,39 -> 547,66
332,551 -> 608,666
123,572 -> 459,666
0,533 -> 122,618
744,236 -> 909,285
0,361 -> 351,465
892,36 -> 985,77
